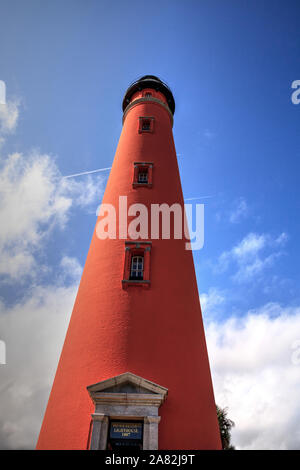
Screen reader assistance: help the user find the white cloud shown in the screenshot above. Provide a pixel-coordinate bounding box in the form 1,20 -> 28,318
205,302 -> 300,449
215,232 -> 287,283
0,100 -> 19,135
200,288 -> 226,321
0,251 -> 35,279
0,280 -> 78,449
60,256 -> 83,282
229,198 -> 248,224
232,252 -> 281,283
0,151 -> 104,281
275,232 -> 288,245
61,172 -> 104,208
232,232 -> 266,258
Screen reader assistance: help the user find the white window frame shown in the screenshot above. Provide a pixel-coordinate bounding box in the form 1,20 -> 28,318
130,255 -> 144,280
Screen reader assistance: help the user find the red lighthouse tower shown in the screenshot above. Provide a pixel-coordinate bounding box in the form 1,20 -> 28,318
36,76 -> 221,450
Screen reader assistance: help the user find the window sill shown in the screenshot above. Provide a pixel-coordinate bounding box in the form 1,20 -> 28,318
122,279 -> 150,289
132,182 -> 152,189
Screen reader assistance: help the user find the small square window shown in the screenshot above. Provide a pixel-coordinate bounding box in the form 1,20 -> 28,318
142,120 -> 150,131
133,162 -> 153,188
138,170 -> 148,184
139,116 -> 154,134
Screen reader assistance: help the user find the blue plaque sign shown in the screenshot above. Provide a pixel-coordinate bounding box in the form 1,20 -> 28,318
110,422 -> 143,440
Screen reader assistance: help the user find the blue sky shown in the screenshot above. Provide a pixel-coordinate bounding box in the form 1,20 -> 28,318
0,0 -> 300,449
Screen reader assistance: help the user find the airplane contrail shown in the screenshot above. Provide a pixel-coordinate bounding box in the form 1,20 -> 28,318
63,167 -> 112,179
185,195 -> 214,201
62,169 -> 213,204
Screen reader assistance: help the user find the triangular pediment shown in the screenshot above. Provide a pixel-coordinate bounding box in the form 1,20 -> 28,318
87,372 -> 168,397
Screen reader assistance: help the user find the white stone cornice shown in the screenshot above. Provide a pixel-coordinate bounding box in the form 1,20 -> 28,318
87,371 -> 168,398
90,392 -> 165,407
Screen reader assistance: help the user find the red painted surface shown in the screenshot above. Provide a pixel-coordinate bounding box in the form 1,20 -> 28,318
36,81 -> 222,450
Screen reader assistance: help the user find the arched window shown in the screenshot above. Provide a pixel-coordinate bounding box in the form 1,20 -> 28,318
130,255 -> 144,280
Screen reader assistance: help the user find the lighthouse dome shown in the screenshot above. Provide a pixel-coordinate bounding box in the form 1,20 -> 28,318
122,75 -> 175,115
